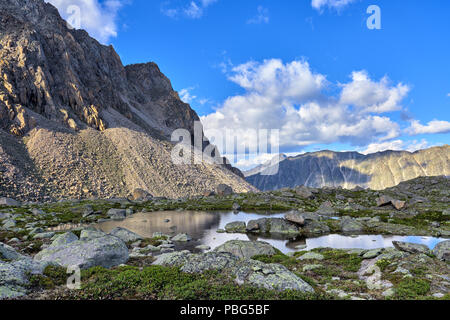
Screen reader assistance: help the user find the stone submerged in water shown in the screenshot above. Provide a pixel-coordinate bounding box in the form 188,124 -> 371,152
34,235 -> 129,269
153,249 -> 314,293
214,240 -> 277,259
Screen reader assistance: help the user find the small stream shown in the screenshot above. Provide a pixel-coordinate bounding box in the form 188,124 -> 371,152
91,211 -> 447,254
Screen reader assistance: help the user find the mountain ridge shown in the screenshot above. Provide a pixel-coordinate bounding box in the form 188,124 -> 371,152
245,145 -> 450,191
0,0 -> 255,201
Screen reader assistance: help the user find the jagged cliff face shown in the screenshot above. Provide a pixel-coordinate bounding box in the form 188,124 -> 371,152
246,146 -> 450,191
0,0 -> 199,137
0,0 -> 254,201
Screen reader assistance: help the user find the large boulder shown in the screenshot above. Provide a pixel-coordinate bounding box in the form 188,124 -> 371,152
0,198 -> 20,206
294,186 -> 314,199
214,240 -> 277,259
246,218 -> 300,235
130,188 -> 153,201
0,243 -> 50,300
153,251 -> 313,293
316,201 -> 336,216
301,220 -> 330,236
392,241 -> 431,255
432,240 -> 450,261
341,216 -> 365,233
106,209 -> 127,220
109,227 -> 143,242
50,232 -> 79,247
216,184 -> 233,196
34,235 -> 129,269
376,196 -> 406,211
225,221 -> 247,233
284,211 -> 306,226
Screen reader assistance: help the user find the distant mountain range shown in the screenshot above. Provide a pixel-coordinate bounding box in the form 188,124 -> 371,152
245,146 -> 450,191
0,0 -> 254,201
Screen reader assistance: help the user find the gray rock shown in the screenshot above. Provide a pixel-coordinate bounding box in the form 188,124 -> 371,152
0,242 -> 23,261
153,251 -> 313,293
302,264 -> 322,272
225,221 -> 246,233
31,208 -> 46,215
297,252 -> 324,261
316,201 -> 336,216
232,202 -> 241,211
246,218 -> 300,235
0,198 -> 20,206
33,232 -> 56,240
2,219 -> 16,230
294,186 -> 314,199
34,235 -> 129,269
80,228 -> 107,241
432,240 -> 450,261
50,232 -> 79,247
284,210 -> 306,226
341,216 -> 365,233
106,209 -> 127,220
216,184 -> 233,196
301,220 -> 330,236
362,248 -> 384,259
392,241 -> 431,255
171,233 -> 192,242
214,240 -> 277,259
109,227 -> 143,243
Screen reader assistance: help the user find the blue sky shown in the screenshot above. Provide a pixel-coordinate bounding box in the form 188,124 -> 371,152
48,0 -> 450,169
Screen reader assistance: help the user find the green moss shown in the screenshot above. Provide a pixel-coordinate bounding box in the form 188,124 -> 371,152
375,259 -> 392,272
321,250 -> 363,272
394,278 -> 431,300
68,265 -> 327,300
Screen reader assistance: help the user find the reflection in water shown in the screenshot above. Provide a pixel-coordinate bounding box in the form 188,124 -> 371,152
92,211 -> 448,254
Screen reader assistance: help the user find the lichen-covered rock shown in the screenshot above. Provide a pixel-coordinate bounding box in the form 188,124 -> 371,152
301,220 -> 330,236
50,232 -> 79,247
246,218 -> 300,235
106,209 -> 127,220
225,221 -> 247,233
34,235 -> 129,269
80,229 -> 107,241
341,216 -> 365,233
214,240 -> 277,259
297,252 -> 324,261
109,227 -> 143,243
432,240 -> 450,261
284,211 -> 306,226
316,201 -> 336,216
392,241 -> 431,255
153,250 -> 313,293
0,243 -> 50,300
171,233 -> 192,242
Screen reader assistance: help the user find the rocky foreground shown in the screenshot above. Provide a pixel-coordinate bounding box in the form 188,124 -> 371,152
0,176 -> 449,300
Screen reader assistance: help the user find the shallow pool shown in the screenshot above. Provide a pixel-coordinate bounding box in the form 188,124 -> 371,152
93,210 -> 447,254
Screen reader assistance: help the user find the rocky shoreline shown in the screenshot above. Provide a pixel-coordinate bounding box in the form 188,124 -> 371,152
0,176 -> 449,300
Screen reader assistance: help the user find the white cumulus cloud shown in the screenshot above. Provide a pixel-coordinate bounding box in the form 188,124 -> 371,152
406,120 -> 450,135
311,0 -> 358,11
201,58 -> 404,155
360,139 -> 431,155
46,0 -> 125,44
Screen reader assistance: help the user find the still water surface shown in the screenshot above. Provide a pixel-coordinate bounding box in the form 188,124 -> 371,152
93,211 -> 447,254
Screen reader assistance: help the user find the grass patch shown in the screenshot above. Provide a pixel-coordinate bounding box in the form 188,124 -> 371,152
394,278 -> 431,300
